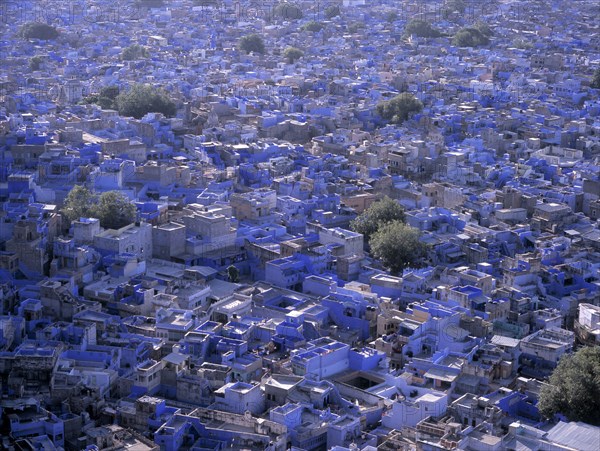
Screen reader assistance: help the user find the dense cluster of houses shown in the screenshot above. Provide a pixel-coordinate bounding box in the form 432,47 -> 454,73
0,0 -> 600,450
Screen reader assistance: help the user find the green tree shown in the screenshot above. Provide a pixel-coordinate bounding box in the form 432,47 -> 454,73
100,85 -> 120,100
61,185 -> 97,224
376,93 -> 423,125
274,3 -> 303,20
19,22 -> 59,40
227,265 -> 240,283
115,84 -> 176,119
325,5 -> 340,19
442,0 -> 466,19
347,22 -> 365,33
239,34 -> 265,54
538,346 -> 600,425
386,11 -> 398,23
29,55 -> 44,71
94,191 -> 137,230
95,96 -> 114,109
81,86 -> 120,109
302,21 -> 324,33
98,85 -> 120,109
100,86 -> 120,108
591,68 -> 600,89
403,19 -> 443,38
122,44 -> 149,61
513,38 -> 533,50
452,27 -> 490,47
350,196 -> 406,242
474,21 -> 494,38
138,0 -> 164,7
283,47 -> 304,63
80,94 -> 99,106
369,221 -> 427,275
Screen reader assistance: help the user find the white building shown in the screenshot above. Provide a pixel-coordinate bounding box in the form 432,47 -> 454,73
212,381 -> 265,415
94,222 -> 153,259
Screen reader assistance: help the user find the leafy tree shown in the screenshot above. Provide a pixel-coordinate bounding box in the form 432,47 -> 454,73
350,196 -> 406,242
274,3 -> 303,20
386,11 -> 398,23
61,186 -> 97,224
61,187 -> 136,229
376,93 -> 423,125
100,86 -> 119,108
100,85 -> 120,100
474,21 -> 494,38
452,27 -> 490,47
442,0 -> 466,19
97,85 -> 120,109
591,68 -> 600,89
227,265 -> 240,283
94,191 -> 137,230
80,94 -> 99,106
450,0 -> 466,10
512,38 -> 533,50
19,23 -> 59,40
115,84 -> 176,119
122,44 -> 149,61
325,5 -> 340,19
370,221 -> 427,275
138,0 -> 164,7
93,96 -> 112,109
239,34 -> 265,54
347,22 -> 365,33
81,86 -> 120,109
403,19 -> 443,38
29,55 -> 44,71
302,21 -> 324,33
538,346 -> 600,425
283,47 -> 304,63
